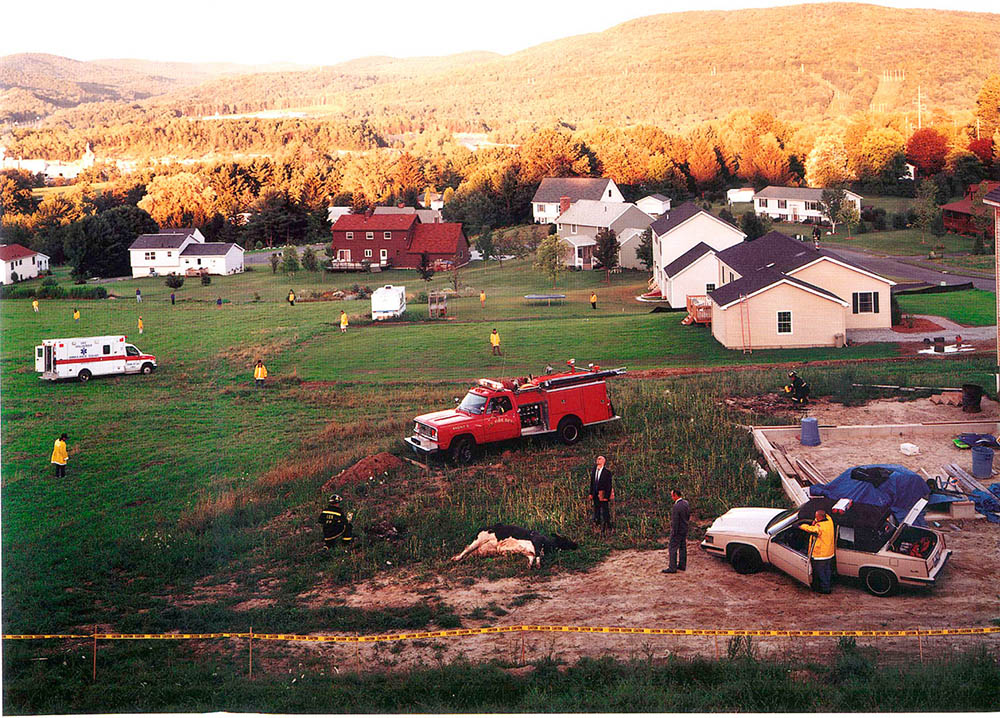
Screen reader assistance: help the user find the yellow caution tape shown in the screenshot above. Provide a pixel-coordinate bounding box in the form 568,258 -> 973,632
4,625 -> 999,642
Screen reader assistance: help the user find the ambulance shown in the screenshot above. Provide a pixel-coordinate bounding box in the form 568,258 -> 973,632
35,335 -> 157,382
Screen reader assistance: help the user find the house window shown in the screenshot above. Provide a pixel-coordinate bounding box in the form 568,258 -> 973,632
557,224 -> 562,231
777,200 -> 787,209
758,198 -> 768,208
536,204 -> 545,213
571,224 -> 577,234
166,251 -> 171,257
364,249 -> 373,258
384,231 -> 391,240
144,251 -> 156,260
197,258 -> 202,266
366,232 -> 374,240
777,311 -> 792,334
806,201 -> 819,211
607,189 -> 611,198
706,283 -> 716,292
346,232 -> 354,240
380,249 -> 388,262
852,291 -> 879,314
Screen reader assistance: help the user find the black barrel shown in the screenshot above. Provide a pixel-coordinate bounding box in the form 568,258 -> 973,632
962,383 -> 984,413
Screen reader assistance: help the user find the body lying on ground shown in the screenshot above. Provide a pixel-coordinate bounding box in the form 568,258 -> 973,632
451,524 -> 578,567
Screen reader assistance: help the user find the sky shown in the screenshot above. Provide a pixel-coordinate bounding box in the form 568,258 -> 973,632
4,0 -> 998,66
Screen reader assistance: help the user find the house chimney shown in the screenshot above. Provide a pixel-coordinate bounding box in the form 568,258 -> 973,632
559,196 -> 571,215
365,208 -> 374,219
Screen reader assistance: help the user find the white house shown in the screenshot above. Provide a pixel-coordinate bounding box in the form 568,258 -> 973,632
418,191 -> 445,211
373,206 -> 443,224
753,186 -> 862,224
636,194 -> 671,218
726,187 -> 755,204
649,202 -> 746,306
128,229 -> 243,277
327,206 -> 352,224
0,244 -> 49,284
555,200 -> 653,270
532,177 -> 624,224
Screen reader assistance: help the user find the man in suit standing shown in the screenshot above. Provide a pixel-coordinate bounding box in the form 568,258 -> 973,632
588,455 -> 613,534
663,489 -> 689,574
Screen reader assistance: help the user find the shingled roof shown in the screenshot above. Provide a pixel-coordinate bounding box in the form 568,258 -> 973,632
180,243 -> 240,256
649,201 -> 740,237
708,267 -> 846,309
129,230 -> 197,250
0,243 -> 38,262
532,177 -> 614,204
981,184 -> 1000,206
332,213 -> 419,232
715,231 -> 828,274
409,223 -> 468,254
664,242 -> 715,278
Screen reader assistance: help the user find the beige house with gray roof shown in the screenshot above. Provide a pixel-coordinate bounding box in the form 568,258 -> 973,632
555,200 -> 653,270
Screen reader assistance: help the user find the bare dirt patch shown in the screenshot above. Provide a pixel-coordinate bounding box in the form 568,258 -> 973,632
892,318 -> 945,333
322,452 -> 404,492
803,395 -> 1000,427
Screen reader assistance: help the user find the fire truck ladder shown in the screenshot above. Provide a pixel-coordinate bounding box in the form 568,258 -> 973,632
739,295 -> 752,354
538,367 -> 627,390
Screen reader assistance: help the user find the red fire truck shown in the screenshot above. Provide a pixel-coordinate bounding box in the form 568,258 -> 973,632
405,364 -> 626,463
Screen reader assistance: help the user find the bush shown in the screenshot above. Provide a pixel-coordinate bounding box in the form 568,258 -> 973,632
164,275 -> 185,289
254,241 -> 264,250
416,291 -> 428,303
201,274 -> 211,286
37,285 -> 67,299
891,212 -> 908,229
0,285 -> 34,300
890,294 -> 902,326
41,277 -> 58,287
66,286 -> 107,299
856,220 -> 869,234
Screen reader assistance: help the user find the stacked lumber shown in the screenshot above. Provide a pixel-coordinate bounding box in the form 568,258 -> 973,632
794,457 -> 829,485
943,463 -> 989,493
769,441 -> 812,487
929,392 -> 963,406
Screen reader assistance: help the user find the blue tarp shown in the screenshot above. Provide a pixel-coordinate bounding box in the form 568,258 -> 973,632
809,464 -> 930,525
970,483 -> 1000,523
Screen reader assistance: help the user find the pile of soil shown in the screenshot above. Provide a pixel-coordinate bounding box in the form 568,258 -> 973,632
724,392 -> 818,415
322,452 -> 404,491
892,318 -> 945,333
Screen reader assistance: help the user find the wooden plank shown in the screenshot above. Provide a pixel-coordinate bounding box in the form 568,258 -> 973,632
799,457 -> 829,484
947,463 -> 989,493
773,450 -> 800,479
794,458 -> 825,485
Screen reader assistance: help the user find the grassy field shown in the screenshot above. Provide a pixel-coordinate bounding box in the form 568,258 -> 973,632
896,289 -> 996,326
922,254 -> 997,275
3,260 -> 996,712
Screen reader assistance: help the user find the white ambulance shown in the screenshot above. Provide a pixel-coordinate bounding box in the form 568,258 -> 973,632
35,335 -> 157,382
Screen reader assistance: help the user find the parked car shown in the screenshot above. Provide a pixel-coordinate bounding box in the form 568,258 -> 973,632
699,497 -> 951,596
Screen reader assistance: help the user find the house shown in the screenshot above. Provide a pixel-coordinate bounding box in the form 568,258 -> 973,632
373,205 -> 443,224
635,194 -> 672,218
726,187 -> 755,204
0,244 -> 49,284
128,229 -> 244,277
941,181 -> 1000,236
554,200 -> 653,270
531,177 -> 624,224
753,186 -> 862,224
330,213 -> 469,269
708,231 -> 894,350
983,185 -> 1000,249
650,202 -> 746,305
418,191 -> 445,211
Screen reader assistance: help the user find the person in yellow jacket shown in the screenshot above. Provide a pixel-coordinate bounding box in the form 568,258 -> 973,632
798,509 -> 836,594
590,292 -> 598,310
138,316 -> 144,335
288,290 -> 296,306
32,299 -> 39,313
480,290 -> 486,309
253,359 -> 268,390
73,308 -> 80,322
51,433 -> 69,478
489,328 -> 501,355
340,310 -> 349,333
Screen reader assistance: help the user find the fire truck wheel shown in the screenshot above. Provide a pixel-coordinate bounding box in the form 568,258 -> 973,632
78,369 -> 92,383
141,363 -> 154,375
450,436 -> 476,465
557,416 -> 583,445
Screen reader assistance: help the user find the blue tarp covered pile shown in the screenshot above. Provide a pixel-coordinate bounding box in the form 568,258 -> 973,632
970,483 -> 1000,523
809,464 -> 930,525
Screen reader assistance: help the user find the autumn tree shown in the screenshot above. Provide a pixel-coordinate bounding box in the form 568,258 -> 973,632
137,172 -> 218,228
753,134 -> 792,185
905,128 -> 949,176
519,128 -> 594,183
967,138 -> 994,167
837,205 -> 860,239
856,128 -> 905,180
593,228 -> 619,283
534,234 -> 565,288
635,227 -> 654,271
974,74 -> 1000,141
392,153 -> 425,204
687,138 -> 721,190
0,170 -> 38,215
819,187 -> 847,234
804,135 -> 850,187
912,181 -> 941,243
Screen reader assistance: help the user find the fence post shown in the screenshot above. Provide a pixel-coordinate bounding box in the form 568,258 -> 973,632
249,626 -> 253,680
917,632 -> 923,665
92,626 -> 97,682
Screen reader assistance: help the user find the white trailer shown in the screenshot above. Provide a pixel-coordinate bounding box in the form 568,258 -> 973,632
35,335 -> 157,382
371,284 -> 406,321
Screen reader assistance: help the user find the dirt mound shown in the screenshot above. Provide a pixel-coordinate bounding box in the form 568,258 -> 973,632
322,452 -> 404,491
724,392 -> 816,415
893,318 -> 945,333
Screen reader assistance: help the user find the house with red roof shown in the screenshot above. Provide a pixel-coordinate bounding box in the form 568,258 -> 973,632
330,212 -> 469,269
0,244 -> 49,285
941,181 -> 999,236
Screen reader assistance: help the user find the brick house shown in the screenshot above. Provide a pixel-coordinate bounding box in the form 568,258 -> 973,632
330,213 -> 469,269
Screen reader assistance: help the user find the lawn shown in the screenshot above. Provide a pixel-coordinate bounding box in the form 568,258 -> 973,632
4,258 -> 995,712
896,289 -> 996,326
923,254 -> 997,275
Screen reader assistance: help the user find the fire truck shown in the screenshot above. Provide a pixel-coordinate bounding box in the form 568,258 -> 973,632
405,363 -> 626,463
35,335 -> 157,382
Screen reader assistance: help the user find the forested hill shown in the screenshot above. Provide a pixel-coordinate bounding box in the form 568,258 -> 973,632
5,4 -> 1000,133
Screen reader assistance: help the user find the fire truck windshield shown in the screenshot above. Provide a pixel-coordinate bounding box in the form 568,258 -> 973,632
457,392 -> 488,415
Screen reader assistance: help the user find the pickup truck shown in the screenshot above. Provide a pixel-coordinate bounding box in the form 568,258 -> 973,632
405,365 -> 625,463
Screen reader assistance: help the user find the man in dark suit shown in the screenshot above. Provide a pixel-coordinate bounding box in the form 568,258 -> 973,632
663,489 -> 689,573
588,455 -> 613,534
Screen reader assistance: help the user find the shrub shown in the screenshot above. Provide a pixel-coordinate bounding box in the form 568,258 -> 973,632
856,220 -> 869,234
201,274 -> 212,286
890,294 -> 902,326
164,275 -> 185,289
416,291 -> 428,303
37,285 -> 67,299
41,277 -> 58,287
66,286 -> 107,299
891,212 -> 908,229
254,241 -> 264,250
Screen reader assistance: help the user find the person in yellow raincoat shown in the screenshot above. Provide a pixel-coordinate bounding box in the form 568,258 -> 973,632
51,433 -> 69,477
253,359 -> 268,389
138,316 -> 144,335
480,290 -> 486,308
287,290 -> 296,306
490,328 -> 501,355
73,308 -> 80,322
340,310 -> 349,333
798,509 -> 835,594
590,292 -> 598,310
32,299 -> 39,313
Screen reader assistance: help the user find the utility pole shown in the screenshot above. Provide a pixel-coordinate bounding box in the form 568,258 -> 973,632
913,85 -> 924,130
976,117 -> 981,141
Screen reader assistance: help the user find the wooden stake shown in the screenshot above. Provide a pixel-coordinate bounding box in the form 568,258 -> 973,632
918,633 -> 923,665
249,625 -> 253,680
714,635 -> 719,660
521,637 -> 525,666
92,626 -> 97,682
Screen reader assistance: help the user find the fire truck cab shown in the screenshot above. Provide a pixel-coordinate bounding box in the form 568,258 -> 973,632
406,364 -> 625,463
35,335 -> 157,382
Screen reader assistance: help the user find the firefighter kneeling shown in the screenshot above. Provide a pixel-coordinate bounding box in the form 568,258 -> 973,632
319,494 -> 354,549
784,371 -> 810,405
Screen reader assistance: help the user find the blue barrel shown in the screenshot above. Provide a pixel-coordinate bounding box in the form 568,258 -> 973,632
972,446 -> 994,479
800,417 -> 821,446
